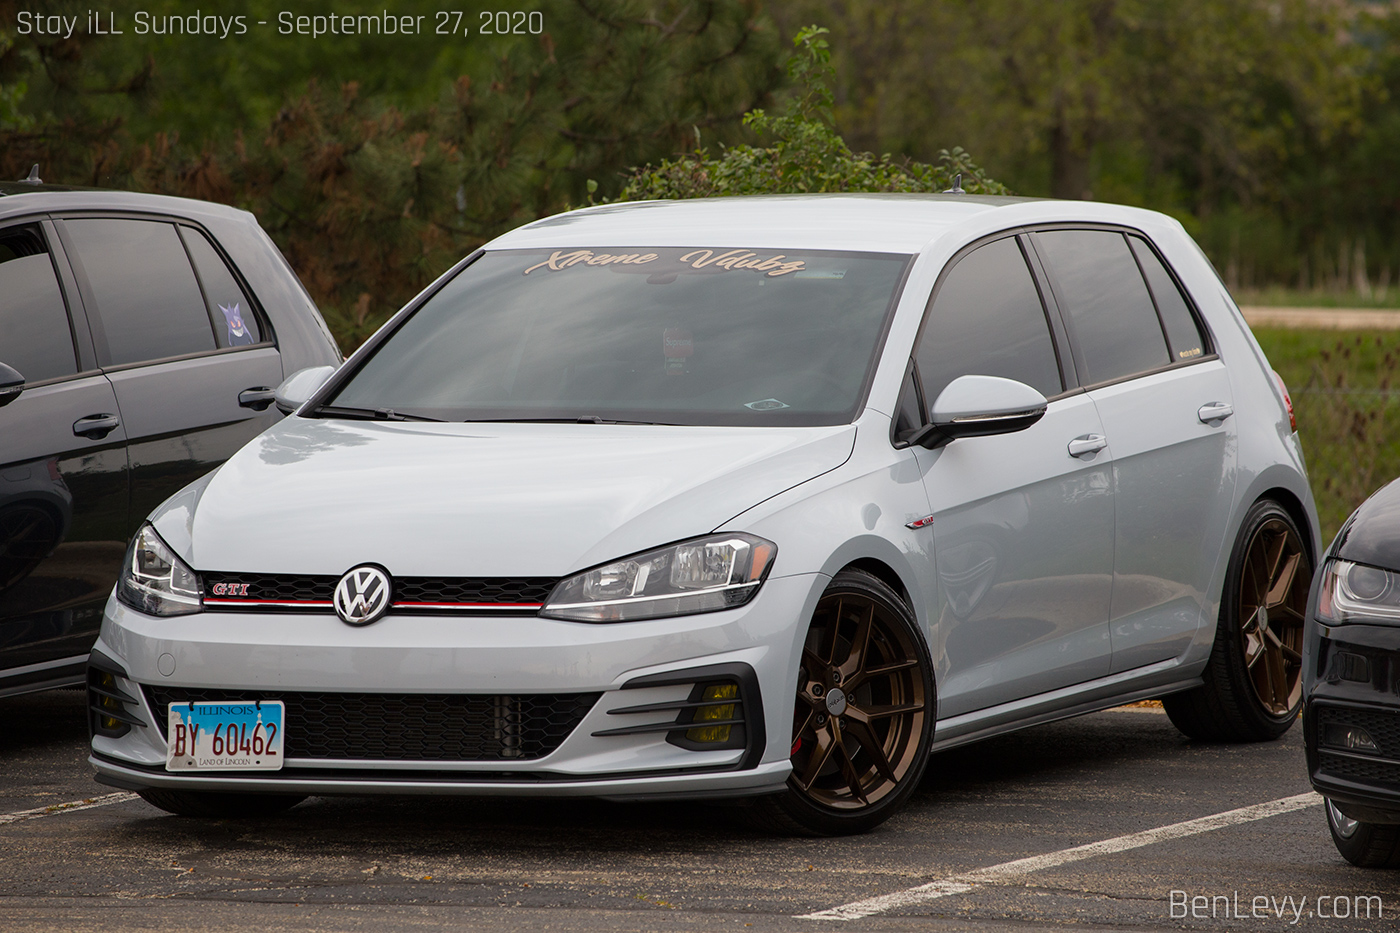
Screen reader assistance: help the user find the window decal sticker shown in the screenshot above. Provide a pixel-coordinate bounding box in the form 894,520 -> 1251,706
521,247 -> 806,278
220,302 -> 256,347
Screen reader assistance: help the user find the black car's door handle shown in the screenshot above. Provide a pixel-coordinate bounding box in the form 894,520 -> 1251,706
238,387 -> 277,411
73,413 -> 120,440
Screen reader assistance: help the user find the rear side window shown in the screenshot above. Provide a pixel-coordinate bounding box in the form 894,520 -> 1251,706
1128,235 -> 1206,362
64,219 -> 216,366
0,225 -> 77,383
917,236 -> 1062,405
1036,230 -> 1169,385
180,227 -> 262,348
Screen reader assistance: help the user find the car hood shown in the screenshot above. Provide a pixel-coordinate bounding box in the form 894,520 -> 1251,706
1334,476 -> 1400,569
152,417 -> 855,577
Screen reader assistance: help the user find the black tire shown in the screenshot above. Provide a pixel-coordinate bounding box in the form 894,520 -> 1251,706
1326,799 -> 1400,868
137,788 -> 306,818
752,569 -> 935,836
1163,499 -> 1310,742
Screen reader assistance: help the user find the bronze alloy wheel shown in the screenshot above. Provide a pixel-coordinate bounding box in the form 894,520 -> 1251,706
1237,516 -> 1309,717
1163,499 -> 1312,742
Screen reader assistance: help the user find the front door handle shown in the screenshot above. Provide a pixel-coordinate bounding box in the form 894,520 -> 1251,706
238,386 -> 277,411
1067,433 -> 1108,458
1198,402 -> 1234,425
73,413 -> 120,440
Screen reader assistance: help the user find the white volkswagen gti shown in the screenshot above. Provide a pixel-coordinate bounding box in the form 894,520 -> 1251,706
88,195 -> 1319,834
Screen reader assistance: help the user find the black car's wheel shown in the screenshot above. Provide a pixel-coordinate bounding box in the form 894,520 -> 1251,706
1326,799 -> 1400,868
1163,499 -> 1311,742
138,788 -> 306,818
753,569 -> 934,836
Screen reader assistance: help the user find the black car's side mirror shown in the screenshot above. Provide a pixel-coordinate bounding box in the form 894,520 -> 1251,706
914,374 -> 1048,448
0,362 -> 25,408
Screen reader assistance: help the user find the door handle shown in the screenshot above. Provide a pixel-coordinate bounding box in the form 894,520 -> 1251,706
1067,433 -> 1108,458
238,386 -> 277,411
73,413 -> 120,440
1197,402 -> 1234,425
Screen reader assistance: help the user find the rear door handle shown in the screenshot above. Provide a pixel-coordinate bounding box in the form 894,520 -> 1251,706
73,413 -> 120,440
1067,433 -> 1108,458
1197,402 -> 1234,425
238,386 -> 277,411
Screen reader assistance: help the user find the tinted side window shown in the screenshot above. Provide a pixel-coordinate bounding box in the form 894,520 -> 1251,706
64,219 -> 215,366
0,225 -> 77,383
180,227 -> 262,348
1036,230 -> 1169,385
917,236 -> 1062,405
1128,235 -> 1206,362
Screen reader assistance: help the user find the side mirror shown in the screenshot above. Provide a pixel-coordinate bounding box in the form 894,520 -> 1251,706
0,362 -> 25,409
274,365 -> 337,415
910,374 -> 1048,448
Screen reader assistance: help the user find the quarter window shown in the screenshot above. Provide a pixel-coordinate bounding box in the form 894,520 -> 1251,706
0,225 -> 77,383
1035,230 -> 1170,385
180,227 -> 262,348
916,236 -> 1062,405
1128,235 -> 1207,362
63,219 -> 216,366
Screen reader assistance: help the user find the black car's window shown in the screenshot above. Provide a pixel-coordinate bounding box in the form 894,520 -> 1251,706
0,224 -> 77,383
329,247 -> 912,426
916,236 -> 1062,405
1128,235 -> 1207,363
179,226 -> 262,348
64,219 -> 216,366
1036,229 -> 1170,385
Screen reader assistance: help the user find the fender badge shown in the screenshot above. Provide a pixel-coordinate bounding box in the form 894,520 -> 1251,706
905,515 -> 935,529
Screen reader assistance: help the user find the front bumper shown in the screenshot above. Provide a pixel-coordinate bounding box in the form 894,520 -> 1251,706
89,573 -> 825,800
1304,621 -> 1400,823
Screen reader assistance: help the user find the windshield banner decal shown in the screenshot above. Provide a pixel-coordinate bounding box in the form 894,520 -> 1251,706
522,248 -> 806,278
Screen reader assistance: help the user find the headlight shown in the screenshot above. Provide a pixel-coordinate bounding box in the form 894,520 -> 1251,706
541,533 -> 776,622
1316,559 -> 1400,625
116,524 -> 202,617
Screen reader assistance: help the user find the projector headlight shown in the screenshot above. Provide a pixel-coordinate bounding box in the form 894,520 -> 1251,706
541,533 -> 776,623
1316,559 -> 1400,625
116,524 -> 202,617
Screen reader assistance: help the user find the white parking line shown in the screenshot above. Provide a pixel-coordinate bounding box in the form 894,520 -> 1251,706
797,791 -> 1323,921
0,792 -> 138,827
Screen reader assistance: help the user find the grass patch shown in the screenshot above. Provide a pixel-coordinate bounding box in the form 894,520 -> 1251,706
1238,287 -> 1400,309
1253,328 -> 1400,544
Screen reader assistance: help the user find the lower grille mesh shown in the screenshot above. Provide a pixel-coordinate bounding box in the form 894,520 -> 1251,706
145,687 -> 599,761
1319,752 -> 1400,788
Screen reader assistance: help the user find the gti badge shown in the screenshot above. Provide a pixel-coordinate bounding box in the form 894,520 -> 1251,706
334,565 -> 392,626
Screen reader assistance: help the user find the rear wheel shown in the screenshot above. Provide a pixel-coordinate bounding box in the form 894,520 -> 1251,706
1326,799 -> 1400,868
1163,499 -> 1310,742
753,569 -> 934,835
137,788 -> 306,818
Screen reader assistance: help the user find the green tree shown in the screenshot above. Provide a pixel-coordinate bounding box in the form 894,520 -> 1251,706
616,25 -> 1005,199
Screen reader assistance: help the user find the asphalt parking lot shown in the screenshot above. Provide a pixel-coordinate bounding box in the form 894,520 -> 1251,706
1,690 -> 1392,932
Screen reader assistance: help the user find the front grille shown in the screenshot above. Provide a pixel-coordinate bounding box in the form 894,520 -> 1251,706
1319,752 -> 1400,788
1316,705 -> 1400,759
200,572 -> 558,613
145,687 -> 599,761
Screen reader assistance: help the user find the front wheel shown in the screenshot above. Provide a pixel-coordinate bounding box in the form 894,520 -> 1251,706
1326,799 -> 1400,868
1163,499 -> 1310,742
753,569 -> 934,835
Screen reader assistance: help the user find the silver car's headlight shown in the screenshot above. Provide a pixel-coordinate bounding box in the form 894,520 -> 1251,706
116,524 -> 202,617
1316,559 -> 1400,625
541,533 -> 777,623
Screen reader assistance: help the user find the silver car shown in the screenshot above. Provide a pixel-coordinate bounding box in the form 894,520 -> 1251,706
88,195 -> 1318,835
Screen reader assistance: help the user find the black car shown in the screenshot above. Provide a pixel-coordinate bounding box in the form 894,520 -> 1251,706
1304,478 -> 1400,868
0,176 -> 341,698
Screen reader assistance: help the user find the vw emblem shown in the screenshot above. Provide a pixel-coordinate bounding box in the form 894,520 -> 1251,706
334,565 -> 392,626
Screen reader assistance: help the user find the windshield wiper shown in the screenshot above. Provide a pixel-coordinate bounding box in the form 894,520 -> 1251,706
460,416 -> 673,426
310,405 -> 443,422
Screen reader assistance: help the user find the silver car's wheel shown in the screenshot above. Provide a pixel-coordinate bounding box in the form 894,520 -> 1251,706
753,569 -> 934,836
1163,499 -> 1310,742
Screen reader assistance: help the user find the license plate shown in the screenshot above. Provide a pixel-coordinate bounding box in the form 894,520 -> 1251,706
165,700 -> 285,771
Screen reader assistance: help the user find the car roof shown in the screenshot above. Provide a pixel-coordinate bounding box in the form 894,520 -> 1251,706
0,184 -> 254,225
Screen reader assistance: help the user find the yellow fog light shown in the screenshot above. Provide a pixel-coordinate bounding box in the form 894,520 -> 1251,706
686,683 -> 738,743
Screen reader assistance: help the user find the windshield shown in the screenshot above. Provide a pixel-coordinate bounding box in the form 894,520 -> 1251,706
329,246 -> 913,426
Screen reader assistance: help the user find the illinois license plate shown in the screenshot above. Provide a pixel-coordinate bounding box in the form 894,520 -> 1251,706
165,700 -> 285,771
